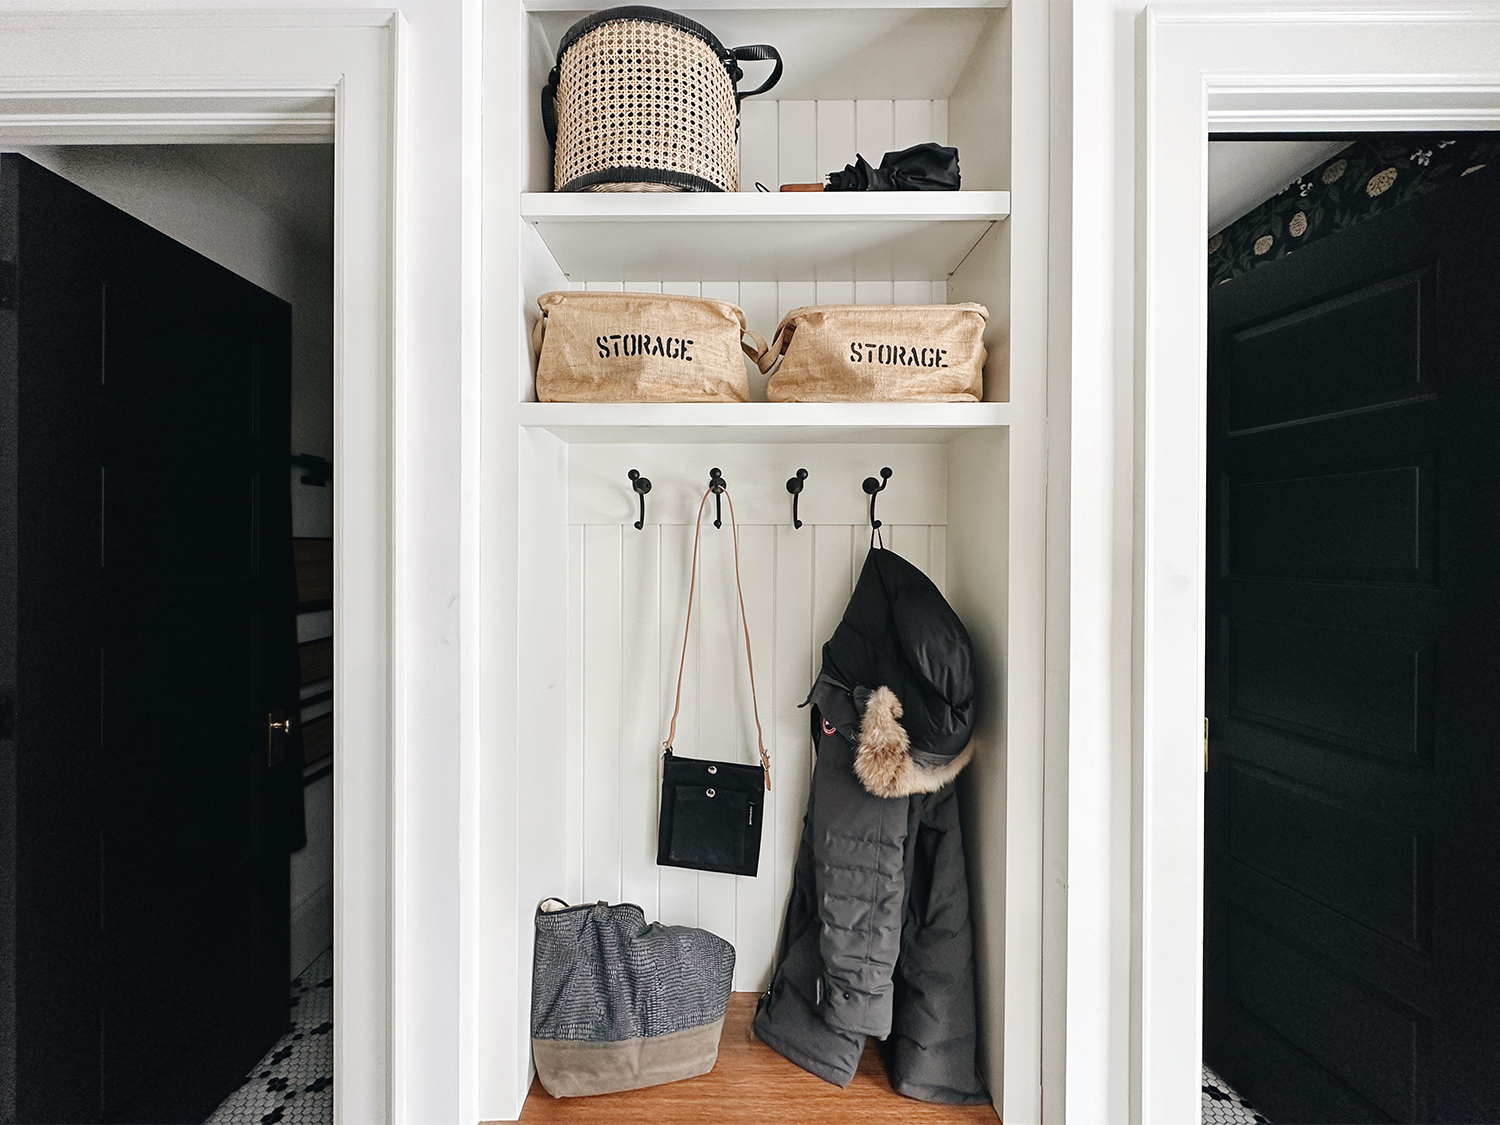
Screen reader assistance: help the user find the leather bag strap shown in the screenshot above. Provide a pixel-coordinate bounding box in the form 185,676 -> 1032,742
664,486 -> 770,789
728,45 -> 783,103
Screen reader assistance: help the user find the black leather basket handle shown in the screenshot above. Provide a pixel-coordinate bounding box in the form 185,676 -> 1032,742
727,45 -> 782,104
542,65 -> 561,147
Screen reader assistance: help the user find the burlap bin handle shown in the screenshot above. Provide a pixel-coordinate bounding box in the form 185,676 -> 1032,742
533,290 -> 769,403
759,303 -> 988,403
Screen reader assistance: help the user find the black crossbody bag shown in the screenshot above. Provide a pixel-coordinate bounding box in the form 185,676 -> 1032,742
657,485 -> 769,878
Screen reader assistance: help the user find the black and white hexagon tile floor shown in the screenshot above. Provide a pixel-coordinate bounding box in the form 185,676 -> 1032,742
205,948 -> 333,1125
1203,1066 -> 1271,1124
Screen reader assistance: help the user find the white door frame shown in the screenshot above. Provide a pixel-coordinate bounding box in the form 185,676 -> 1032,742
0,13 -> 405,1123
1138,4 -> 1500,1121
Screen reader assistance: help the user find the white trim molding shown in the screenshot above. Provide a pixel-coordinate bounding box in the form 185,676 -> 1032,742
0,88 -> 336,142
1137,5 -> 1500,1123
0,12 -> 404,1123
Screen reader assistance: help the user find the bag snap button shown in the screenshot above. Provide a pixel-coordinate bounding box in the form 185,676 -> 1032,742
706,788 -> 716,797
707,765 -> 717,774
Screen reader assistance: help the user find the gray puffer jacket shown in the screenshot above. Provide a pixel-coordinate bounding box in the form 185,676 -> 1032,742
753,548 -> 988,1105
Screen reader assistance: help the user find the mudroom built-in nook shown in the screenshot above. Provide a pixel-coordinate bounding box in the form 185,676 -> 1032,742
481,1 -> 1051,1119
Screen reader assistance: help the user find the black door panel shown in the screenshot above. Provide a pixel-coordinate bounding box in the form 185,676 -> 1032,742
0,154 -> 299,1123
1206,166 -> 1500,1124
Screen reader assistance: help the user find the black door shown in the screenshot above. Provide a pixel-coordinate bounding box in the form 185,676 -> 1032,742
0,154 -> 302,1122
1205,165 -> 1500,1123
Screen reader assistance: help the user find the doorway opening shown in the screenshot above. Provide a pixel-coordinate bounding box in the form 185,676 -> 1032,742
0,142 -> 335,1124
1201,132 -> 1500,1125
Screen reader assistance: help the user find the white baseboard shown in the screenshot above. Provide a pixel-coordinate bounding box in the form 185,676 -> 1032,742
291,880 -> 334,979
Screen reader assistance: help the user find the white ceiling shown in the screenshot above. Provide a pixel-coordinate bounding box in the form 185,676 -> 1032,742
1207,139 -> 1351,235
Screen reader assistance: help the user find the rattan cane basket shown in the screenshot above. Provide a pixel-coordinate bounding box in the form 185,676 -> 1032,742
542,6 -> 782,193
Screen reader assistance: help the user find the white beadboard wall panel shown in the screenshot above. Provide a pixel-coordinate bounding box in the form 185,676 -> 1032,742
739,98 -> 779,192
658,521 -> 700,928
771,525 -> 815,962
565,526 -> 586,903
930,525 -> 948,596
734,100 -> 948,192
568,518 -> 942,987
855,100 -> 895,168
620,527 -> 663,918
777,101 -> 818,186
581,524 -> 624,906
735,524 -> 779,991
777,280 -> 818,321
816,100 -> 856,183
813,525 -> 856,682
893,99 -> 937,151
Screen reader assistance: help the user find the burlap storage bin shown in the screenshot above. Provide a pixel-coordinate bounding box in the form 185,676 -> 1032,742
760,303 -> 988,402
533,290 -> 767,403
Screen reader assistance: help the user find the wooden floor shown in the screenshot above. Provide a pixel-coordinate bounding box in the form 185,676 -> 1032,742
515,993 -> 999,1124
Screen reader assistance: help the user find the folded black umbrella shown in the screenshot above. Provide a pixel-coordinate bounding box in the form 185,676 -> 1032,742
825,142 -> 961,191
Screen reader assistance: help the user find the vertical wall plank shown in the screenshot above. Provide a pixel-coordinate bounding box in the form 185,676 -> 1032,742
816,280 -> 855,306
855,100 -> 894,162
566,525 -> 585,902
887,524 -> 931,577
733,524 -> 777,991
813,525 -> 855,681
931,279 -> 948,304
658,520 -> 698,926
624,280 -> 663,295
854,280 -> 893,306
662,281 -> 701,298
816,100 -> 855,181
736,281 -> 778,401
584,280 -> 624,292
893,100 -> 934,150
778,281 -> 818,321
620,525 -> 662,916
894,280 -> 933,306
772,523 -> 815,945
581,524 -> 624,905
739,99 -> 779,192
930,525 -> 947,595
777,101 -> 818,186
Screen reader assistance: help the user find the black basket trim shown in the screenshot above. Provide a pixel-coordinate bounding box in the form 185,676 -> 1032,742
556,6 -> 731,68
561,166 -> 726,193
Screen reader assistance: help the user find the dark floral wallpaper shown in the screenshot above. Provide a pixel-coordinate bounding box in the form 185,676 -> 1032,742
1207,134 -> 1500,286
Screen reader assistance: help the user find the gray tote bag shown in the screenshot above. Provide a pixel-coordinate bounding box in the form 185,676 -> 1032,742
530,899 -> 735,1097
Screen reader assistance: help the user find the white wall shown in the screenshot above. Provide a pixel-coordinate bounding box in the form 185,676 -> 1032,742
13,143 -> 339,976
1059,2 -> 1138,1122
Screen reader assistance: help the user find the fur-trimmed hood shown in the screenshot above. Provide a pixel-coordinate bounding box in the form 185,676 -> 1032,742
807,548 -> 977,798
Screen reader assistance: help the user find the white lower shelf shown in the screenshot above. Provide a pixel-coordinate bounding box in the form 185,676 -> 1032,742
517,401 -> 1011,443
520,191 -> 1010,282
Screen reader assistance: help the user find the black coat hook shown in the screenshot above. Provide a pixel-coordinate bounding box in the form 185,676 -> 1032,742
708,467 -> 727,528
629,469 -> 651,530
862,467 -> 892,530
786,468 -> 808,529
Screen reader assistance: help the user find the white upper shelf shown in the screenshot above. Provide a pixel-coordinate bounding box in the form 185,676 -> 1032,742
520,191 -> 1010,282
518,401 -> 1012,443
